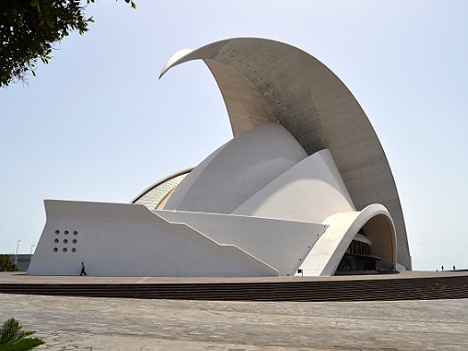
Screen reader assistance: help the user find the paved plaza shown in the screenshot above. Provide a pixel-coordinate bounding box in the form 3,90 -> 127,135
1,290 -> 468,350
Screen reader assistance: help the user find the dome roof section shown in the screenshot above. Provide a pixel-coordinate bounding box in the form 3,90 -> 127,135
131,169 -> 192,210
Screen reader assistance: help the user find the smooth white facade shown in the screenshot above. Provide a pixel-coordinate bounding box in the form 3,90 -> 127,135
29,38 -> 409,277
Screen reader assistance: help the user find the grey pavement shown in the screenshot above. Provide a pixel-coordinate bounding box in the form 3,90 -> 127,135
1,291 -> 468,350
1,270 -> 467,284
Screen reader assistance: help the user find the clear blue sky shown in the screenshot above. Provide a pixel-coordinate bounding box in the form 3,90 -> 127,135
1,1 -> 467,271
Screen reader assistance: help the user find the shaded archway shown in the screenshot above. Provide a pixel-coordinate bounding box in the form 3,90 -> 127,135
361,213 -> 397,271
299,204 -> 397,276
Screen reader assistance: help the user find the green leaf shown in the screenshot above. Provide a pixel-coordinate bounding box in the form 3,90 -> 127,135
45,17 -> 54,29
0,318 -> 44,350
1,0 -> 138,87
0,338 -> 45,351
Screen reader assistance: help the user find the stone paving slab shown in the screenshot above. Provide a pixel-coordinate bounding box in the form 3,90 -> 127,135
1,293 -> 467,350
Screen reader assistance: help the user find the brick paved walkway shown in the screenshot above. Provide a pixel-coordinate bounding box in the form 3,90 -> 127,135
1,292 -> 467,350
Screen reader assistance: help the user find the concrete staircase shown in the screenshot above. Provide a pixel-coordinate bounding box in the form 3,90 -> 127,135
1,274 -> 468,302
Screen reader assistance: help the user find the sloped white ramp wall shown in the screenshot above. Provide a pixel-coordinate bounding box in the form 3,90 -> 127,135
157,210 -> 327,276
28,200 -> 278,277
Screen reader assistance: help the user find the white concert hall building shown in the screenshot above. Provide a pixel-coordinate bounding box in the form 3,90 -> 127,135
28,38 -> 411,277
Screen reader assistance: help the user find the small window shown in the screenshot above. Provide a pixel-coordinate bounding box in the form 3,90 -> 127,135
53,248 -> 58,252
72,239 -> 77,244
71,248 -> 76,253
73,231 -> 78,236
55,230 -> 60,235
63,248 -> 67,253
63,239 -> 68,244
64,230 -> 69,235
54,239 -> 59,243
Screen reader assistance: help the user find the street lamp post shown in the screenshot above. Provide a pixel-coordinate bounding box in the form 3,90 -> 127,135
15,240 -> 21,267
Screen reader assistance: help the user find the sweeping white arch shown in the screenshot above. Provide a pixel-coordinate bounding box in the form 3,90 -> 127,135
299,204 -> 397,276
160,38 -> 411,270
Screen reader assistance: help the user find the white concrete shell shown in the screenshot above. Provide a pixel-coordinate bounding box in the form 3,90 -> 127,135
299,204 -> 396,276
29,38 -> 408,277
160,38 -> 410,269
233,148 -> 356,223
164,123 -> 308,214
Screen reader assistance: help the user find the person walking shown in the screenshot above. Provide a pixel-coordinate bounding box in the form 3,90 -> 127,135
80,261 -> 87,276
441,265 -> 444,272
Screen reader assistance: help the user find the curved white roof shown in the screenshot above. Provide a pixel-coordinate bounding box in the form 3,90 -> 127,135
161,38 -> 411,269
131,168 -> 192,210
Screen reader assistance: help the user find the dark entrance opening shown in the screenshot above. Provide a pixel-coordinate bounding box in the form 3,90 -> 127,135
335,239 -> 380,275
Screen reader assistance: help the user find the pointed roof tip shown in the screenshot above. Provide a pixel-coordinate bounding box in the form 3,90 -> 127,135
159,48 -> 195,79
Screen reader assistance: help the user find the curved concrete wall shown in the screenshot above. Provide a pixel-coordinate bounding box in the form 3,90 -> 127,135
362,214 -> 397,271
163,141 -> 229,210
164,123 -> 307,214
233,149 -> 355,223
298,204 -> 397,276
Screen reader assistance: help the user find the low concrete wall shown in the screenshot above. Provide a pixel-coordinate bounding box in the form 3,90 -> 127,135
28,200 -> 278,277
